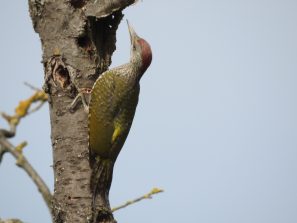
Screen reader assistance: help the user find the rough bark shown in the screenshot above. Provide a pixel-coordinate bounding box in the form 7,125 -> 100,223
28,0 -> 136,222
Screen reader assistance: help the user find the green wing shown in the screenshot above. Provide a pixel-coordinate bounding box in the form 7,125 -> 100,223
89,71 -> 139,159
109,84 -> 139,159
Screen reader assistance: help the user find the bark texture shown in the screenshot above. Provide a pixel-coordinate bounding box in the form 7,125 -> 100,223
28,0 -> 137,222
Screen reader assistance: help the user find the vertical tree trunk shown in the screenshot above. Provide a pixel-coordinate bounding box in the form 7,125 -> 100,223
28,0 -> 136,222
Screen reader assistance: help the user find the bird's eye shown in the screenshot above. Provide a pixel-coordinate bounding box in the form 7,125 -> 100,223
133,46 -> 136,50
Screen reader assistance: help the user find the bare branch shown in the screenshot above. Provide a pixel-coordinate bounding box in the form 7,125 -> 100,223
0,137 -> 52,212
0,218 -> 24,223
0,89 -> 52,214
112,188 -> 163,212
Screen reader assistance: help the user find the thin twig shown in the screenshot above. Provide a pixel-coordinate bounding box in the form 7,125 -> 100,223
112,188 -> 163,212
27,101 -> 46,115
0,144 -> 6,162
24,82 -> 47,115
24,81 -> 41,91
0,137 -> 52,211
0,89 -> 47,137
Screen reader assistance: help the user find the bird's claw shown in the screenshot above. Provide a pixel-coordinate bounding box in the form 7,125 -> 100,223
68,88 -> 91,113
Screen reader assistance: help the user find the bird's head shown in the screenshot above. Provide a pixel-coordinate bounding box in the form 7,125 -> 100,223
127,20 -> 152,74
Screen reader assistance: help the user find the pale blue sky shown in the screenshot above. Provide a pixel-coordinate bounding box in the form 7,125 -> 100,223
1,1 -> 297,222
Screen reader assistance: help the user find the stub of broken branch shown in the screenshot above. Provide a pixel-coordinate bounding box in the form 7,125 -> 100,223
84,0 -> 138,18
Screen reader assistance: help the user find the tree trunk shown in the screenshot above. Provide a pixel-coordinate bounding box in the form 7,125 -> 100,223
28,1 -> 136,222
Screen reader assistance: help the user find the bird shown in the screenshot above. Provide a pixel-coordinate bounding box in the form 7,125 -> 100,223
88,20 -> 152,217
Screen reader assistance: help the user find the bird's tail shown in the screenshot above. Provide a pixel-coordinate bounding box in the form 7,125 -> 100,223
90,155 -> 114,221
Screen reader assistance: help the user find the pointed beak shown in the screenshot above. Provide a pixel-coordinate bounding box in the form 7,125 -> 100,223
127,20 -> 138,45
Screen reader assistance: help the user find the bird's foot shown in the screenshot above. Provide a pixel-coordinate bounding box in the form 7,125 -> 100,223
68,88 -> 92,113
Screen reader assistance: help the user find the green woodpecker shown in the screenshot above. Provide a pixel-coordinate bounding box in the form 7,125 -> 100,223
89,21 -> 152,160
88,20 -> 152,211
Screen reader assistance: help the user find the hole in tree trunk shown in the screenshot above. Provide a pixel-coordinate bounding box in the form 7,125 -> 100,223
77,35 -> 91,48
69,0 -> 86,9
77,35 -> 96,59
54,65 -> 70,88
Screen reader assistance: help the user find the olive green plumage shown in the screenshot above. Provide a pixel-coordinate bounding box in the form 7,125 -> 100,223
88,66 -> 140,160
88,21 -> 152,161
